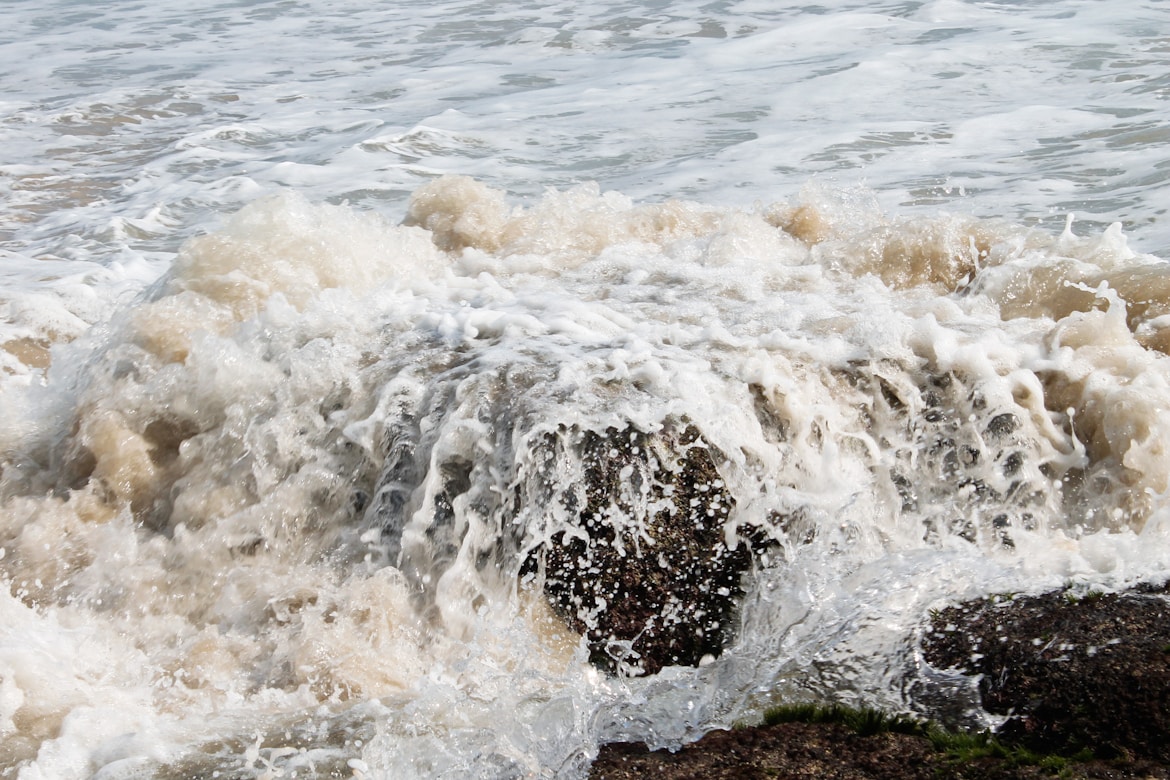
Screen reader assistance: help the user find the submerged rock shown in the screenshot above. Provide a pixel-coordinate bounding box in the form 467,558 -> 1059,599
523,421 -> 772,676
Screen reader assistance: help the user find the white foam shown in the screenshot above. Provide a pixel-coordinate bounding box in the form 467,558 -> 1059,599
3,0 -> 1170,775
2,180 -> 1169,776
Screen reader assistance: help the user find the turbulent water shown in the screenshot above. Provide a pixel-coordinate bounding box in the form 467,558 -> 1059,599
3,1 -> 1170,777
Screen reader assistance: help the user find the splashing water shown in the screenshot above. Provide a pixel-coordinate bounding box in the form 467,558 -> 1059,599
5,0 -> 1170,775
2,176 -> 1169,777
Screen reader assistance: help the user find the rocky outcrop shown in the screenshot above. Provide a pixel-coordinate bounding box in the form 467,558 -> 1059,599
523,421 -> 772,676
922,585 -> 1170,762
590,583 -> 1170,778
589,718 -> 1170,779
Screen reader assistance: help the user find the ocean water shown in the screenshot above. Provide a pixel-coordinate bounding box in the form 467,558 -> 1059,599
2,0 -> 1170,777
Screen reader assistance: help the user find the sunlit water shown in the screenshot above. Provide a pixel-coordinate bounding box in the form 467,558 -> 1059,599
2,1 -> 1170,778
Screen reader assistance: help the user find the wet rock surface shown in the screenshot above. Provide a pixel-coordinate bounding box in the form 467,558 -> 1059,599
590,583 -> 1170,779
524,421 -> 772,676
592,722 -> 953,780
922,585 -> 1170,762
589,720 -> 1170,779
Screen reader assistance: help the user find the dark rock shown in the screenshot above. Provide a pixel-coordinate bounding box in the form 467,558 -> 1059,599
591,721 -> 950,780
589,720 -> 1170,780
589,584 -> 1170,779
922,586 -> 1170,761
524,420 -> 772,676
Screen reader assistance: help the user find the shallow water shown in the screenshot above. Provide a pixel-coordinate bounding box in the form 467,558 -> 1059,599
2,1 -> 1170,778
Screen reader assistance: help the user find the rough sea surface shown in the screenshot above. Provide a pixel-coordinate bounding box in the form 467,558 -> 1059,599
2,1 -> 1169,777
